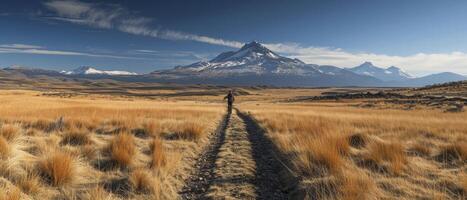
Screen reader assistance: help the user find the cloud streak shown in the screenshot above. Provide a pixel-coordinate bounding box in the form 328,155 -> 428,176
42,0 -> 467,75
43,0 -> 243,48
0,43 -> 147,60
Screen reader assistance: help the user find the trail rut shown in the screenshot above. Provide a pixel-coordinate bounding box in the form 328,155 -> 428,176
180,109 -> 296,200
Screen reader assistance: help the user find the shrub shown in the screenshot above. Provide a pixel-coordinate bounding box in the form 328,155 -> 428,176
109,132 -> 136,167
150,138 -> 166,169
38,152 -> 75,186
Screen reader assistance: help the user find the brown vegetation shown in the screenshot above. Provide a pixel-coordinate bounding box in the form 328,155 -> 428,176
242,102 -> 467,199
109,132 -> 136,168
38,151 -> 76,186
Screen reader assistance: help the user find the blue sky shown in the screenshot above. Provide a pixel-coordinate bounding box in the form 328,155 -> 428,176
1,0 -> 467,75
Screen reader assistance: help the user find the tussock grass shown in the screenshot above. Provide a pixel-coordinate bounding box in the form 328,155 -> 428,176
85,186 -> 112,200
0,124 -> 20,141
338,171 -> 376,200
61,131 -> 92,146
150,137 -> 166,169
173,122 -> 205,141
0,90 -> 223,199
365,141 -> 407,174
409,142 -> 432,156
38,151 -> 75,186
130,169 -> 154,193
109,132 -> 136,168
436,142 -> 467,163
143,121 -> 160,137
16,173 -> 42,195
0,136 -> 10,159
242,102 -> 467,199
0,187 -> 21,200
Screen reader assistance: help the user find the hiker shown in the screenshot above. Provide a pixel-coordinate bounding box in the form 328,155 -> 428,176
224,90 -> 235,112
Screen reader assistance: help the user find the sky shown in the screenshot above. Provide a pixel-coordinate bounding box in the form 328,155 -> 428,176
1,0 -> 467,76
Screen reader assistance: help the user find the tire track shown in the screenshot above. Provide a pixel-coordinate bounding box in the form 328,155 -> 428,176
180,109 -> 297,200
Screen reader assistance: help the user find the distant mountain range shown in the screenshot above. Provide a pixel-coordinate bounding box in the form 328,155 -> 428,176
2,42 -> 466,87
60,66 -> 138,76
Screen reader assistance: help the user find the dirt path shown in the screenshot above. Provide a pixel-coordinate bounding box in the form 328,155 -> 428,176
180,109 -> 295,200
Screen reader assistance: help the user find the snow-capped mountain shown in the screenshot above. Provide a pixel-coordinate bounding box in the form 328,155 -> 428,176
152,41 -> 381,86
62,66 -> 138,76
170,41 -> 321,76
348,62 -> 413,81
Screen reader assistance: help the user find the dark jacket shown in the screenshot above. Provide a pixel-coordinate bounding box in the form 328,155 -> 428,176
224,93 -> 235,103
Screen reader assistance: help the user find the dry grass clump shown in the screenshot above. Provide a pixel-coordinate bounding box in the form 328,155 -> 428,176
348,133 -> 368,149
436,142 -> 467,163
338,171 -> 376,200
409,142 -> 432,156
85,186 -> 113,200
0,124 -> 20,141
365,141 -> 407,174
109,132 -> 136,168
30,119 -> 55,132
61,131 -> 92,146
130,169 -> 154,193
150,137 -> 166,169
16,173 -> 42,195
296,135 -> 349,175
38,151 -> 76,186
0,136 -> 10,159
0,187 -> 21,200
143,121 -> 160,137
173,122 -> 205,141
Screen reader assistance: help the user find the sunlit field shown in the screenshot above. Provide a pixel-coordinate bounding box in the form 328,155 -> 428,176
241,102 -> 467,199
0,90 -> 223,199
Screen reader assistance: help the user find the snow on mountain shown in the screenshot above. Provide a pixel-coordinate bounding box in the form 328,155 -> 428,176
62,66 -> 138,76
152,41 -> 381,86
348,62 -> 413,81
170,41 -> 320,76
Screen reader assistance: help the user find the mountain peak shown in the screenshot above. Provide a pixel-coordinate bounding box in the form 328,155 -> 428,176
359,61 -> 376,67
62,66 -> 138,76
239,41 -> 267,51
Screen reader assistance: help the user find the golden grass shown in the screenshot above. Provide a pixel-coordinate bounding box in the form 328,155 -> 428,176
16,173 -> 42,195
109,132 -> 136,168
38,151 -> 75,186
130,169 -> 154,193
0,90 -> 222,199
0,187 -> 21,200
61,130 -> 92,146
172,122 -> 206,141
241,102 -> 467,200
436,142 -> 467,163
365,141 -> 407,174
0,136 -> 10,159
150,137 -> 166,169
0,124 -> 20,141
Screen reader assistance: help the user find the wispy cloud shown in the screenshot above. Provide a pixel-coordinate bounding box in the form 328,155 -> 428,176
0,43 -> 146,60
264,43 -> 467,75
43,0 -> 243,48
41,0 -> 467,75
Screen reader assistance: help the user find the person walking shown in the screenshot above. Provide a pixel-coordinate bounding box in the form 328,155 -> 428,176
224,90 -> 235,112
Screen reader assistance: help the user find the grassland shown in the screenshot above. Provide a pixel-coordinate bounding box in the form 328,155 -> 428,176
0,90 -> 223,199
0,83 -> 465,199
240,102 -> 466,199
